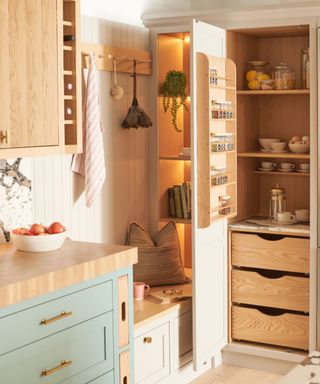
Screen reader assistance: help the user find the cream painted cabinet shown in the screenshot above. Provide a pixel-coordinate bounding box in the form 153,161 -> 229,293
0,0 -> 81,158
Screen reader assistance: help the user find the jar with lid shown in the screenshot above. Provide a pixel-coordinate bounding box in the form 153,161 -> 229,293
219,195 -> 231,215
246,61 -> 270,90
272,63 -> 295,90
269,183 -> 286,221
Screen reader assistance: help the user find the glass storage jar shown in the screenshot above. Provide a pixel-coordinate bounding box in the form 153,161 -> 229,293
246,61 -> 270,90
272,63 -> 295,90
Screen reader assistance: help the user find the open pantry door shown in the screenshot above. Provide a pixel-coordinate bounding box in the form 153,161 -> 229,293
191,20 -> 228,370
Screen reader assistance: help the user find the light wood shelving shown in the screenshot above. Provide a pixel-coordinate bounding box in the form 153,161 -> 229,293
238,152 -> 310,159
237,89 -> 310,95
254,171 -> 309,176
160,217 -> 191,224
160,156 -> 191,161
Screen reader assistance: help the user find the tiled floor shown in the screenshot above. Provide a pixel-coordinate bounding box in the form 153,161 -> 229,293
191,364 -> 283,384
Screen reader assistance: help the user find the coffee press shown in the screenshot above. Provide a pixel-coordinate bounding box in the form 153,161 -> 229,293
269,183 -> 286,221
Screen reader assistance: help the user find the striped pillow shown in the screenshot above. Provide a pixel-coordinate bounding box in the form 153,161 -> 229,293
126,221 -> 190,286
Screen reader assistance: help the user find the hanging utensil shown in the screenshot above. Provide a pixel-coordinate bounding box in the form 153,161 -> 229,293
110,59 -> 124,100
122,59 -> 152,129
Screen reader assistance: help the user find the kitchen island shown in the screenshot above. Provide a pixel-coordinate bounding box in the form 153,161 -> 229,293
0,239 -> 137,384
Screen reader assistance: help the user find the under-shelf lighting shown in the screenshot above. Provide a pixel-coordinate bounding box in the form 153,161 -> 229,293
184,35 -> 190,43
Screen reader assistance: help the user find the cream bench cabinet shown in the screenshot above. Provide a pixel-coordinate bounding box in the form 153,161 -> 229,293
0,240 -> 137,384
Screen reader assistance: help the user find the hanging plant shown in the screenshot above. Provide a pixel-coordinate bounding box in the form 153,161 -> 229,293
161,70 -> 188,132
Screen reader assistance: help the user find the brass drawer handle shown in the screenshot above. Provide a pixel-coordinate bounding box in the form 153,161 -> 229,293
0,130 -> 8,144
41,360 -> 72,376
143,336 -> 152,344
40,311 -> 72,325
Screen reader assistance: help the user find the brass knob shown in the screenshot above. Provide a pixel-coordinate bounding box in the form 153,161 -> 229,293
143,336 -> 152,344
0,130 -> 8,144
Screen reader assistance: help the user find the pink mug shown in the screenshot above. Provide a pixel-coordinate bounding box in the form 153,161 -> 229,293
134,282 -> 150,300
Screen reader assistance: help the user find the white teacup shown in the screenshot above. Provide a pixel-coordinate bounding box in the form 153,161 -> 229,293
295,209 -> 309,222
277,211 -> 296,223
270,141 -> 287,152
299,163 -> 310,171
280,162 -> 295,170
261,161 -> 276,170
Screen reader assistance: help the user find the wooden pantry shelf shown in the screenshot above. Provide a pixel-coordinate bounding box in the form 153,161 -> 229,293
63,70 -> 73,75
238,152 -> 310,159
254,171 -> 309,176
211,180 -> 237,188
64,120 -> 74,125
63,45 -> 73,51
237,89 -> 310,95
160,155 -> 191,161
210,85 -> 236,90
64,95 -> 73,100
63,20 -> 73,27
160,217 -> 191,224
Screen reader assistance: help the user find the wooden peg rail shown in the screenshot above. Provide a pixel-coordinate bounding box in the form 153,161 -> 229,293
81,42 -> 152,75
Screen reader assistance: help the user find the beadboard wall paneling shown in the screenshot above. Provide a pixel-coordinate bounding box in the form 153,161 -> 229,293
31,17 -> 151,244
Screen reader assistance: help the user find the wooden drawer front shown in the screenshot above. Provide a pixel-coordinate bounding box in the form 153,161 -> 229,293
88,371 -> 114,384
135,322 -> 170,384
232,270 -> 309,312
0,312 -> 114,384
232,233 -> 309,273
118,275 -> 129,348
232,306 -> 309,350
120,350 -> 131,384
0,281 -> 112,356
172,310 -> 193,370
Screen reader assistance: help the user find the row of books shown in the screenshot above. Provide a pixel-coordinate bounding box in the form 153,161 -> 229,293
167,182 -> 191,219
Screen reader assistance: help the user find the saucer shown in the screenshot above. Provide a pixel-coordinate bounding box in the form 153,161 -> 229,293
270,149 -> 288,153
297,169 -> 310,173
277,168 -> 295,172
258,168 -> 275,172
272,219 -> 296,225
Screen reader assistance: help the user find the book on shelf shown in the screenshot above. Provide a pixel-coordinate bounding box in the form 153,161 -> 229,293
173,185 -> 183,218
168,188 -> 175,217
167,182 -> 192,219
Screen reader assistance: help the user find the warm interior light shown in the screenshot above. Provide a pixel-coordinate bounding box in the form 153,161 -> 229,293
184,35 -> 190,43
187,96 -> 191,102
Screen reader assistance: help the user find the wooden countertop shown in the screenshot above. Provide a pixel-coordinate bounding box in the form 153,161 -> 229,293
0,239 -> 137,309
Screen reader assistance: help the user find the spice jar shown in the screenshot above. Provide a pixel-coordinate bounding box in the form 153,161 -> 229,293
272,63 -> 295,90
219,195 -> 231,215
246,61 -> 270,90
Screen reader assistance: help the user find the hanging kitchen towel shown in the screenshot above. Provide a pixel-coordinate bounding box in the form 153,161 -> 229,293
71,53 -> 106,207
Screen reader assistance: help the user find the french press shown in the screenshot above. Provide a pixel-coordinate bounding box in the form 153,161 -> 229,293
269,183 -> 286,221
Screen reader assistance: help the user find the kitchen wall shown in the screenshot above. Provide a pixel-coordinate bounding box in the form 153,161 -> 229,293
31,16 -> 151,245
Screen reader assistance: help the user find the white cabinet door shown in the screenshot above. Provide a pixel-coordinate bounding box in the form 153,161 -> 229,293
191,20 -> 228,370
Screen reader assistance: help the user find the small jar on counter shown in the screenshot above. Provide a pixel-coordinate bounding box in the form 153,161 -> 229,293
272,63 -> 296,90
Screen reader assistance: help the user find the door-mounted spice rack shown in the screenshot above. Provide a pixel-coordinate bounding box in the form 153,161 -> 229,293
63,0 -> 82,153
81,42 -> 152,76
197,53 -> 237,228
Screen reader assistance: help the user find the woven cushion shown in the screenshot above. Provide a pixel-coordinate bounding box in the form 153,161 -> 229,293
126,221 -> 190,286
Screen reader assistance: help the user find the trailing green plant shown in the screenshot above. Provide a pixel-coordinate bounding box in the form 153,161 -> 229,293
161,70 -> 188,132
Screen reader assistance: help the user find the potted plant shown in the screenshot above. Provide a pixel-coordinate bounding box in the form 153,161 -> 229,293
161,70 -> 188,132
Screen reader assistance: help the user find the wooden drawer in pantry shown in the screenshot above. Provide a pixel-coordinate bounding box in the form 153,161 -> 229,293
0,280 -> 112,356
232,306 -> 309,350
231,232 -> 309,273
86,371 -> 114,384
135,322 -> 170,384
232,269 -> 309,312
0,312 -> 114,384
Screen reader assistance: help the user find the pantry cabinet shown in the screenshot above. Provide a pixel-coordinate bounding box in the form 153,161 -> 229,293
0,0 -> 82,158
146,6 -> 318,374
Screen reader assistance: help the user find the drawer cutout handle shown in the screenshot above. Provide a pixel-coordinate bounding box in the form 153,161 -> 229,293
256,270 -> 286,279
41,360 -> 72,376
256,233 -> 285,241
123,376 -> 128,384
121,301 -> 126,322
40,311 -> 72,325
143,336 -> 152,344
256,307 -> 286,317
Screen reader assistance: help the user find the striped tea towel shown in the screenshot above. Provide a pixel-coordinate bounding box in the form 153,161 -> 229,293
71,53 -> 106,207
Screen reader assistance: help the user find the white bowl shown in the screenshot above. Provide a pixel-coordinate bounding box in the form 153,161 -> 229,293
11,231 -> 67,252
288,143 -> 310,154
270,141 -> 287,152
259,138 -> 281,150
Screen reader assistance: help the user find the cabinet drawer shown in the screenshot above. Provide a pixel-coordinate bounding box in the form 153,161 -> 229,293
0,281 -> 112,356
232,306 -> 309,350
232,269 -> 309,312
135,322 -> 170,384
172,310 -> 193,370
231,233 -> 309,273
0,312 -> 114,384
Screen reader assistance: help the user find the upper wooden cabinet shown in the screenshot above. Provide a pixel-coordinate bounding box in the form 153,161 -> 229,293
0,0 -> 81,158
